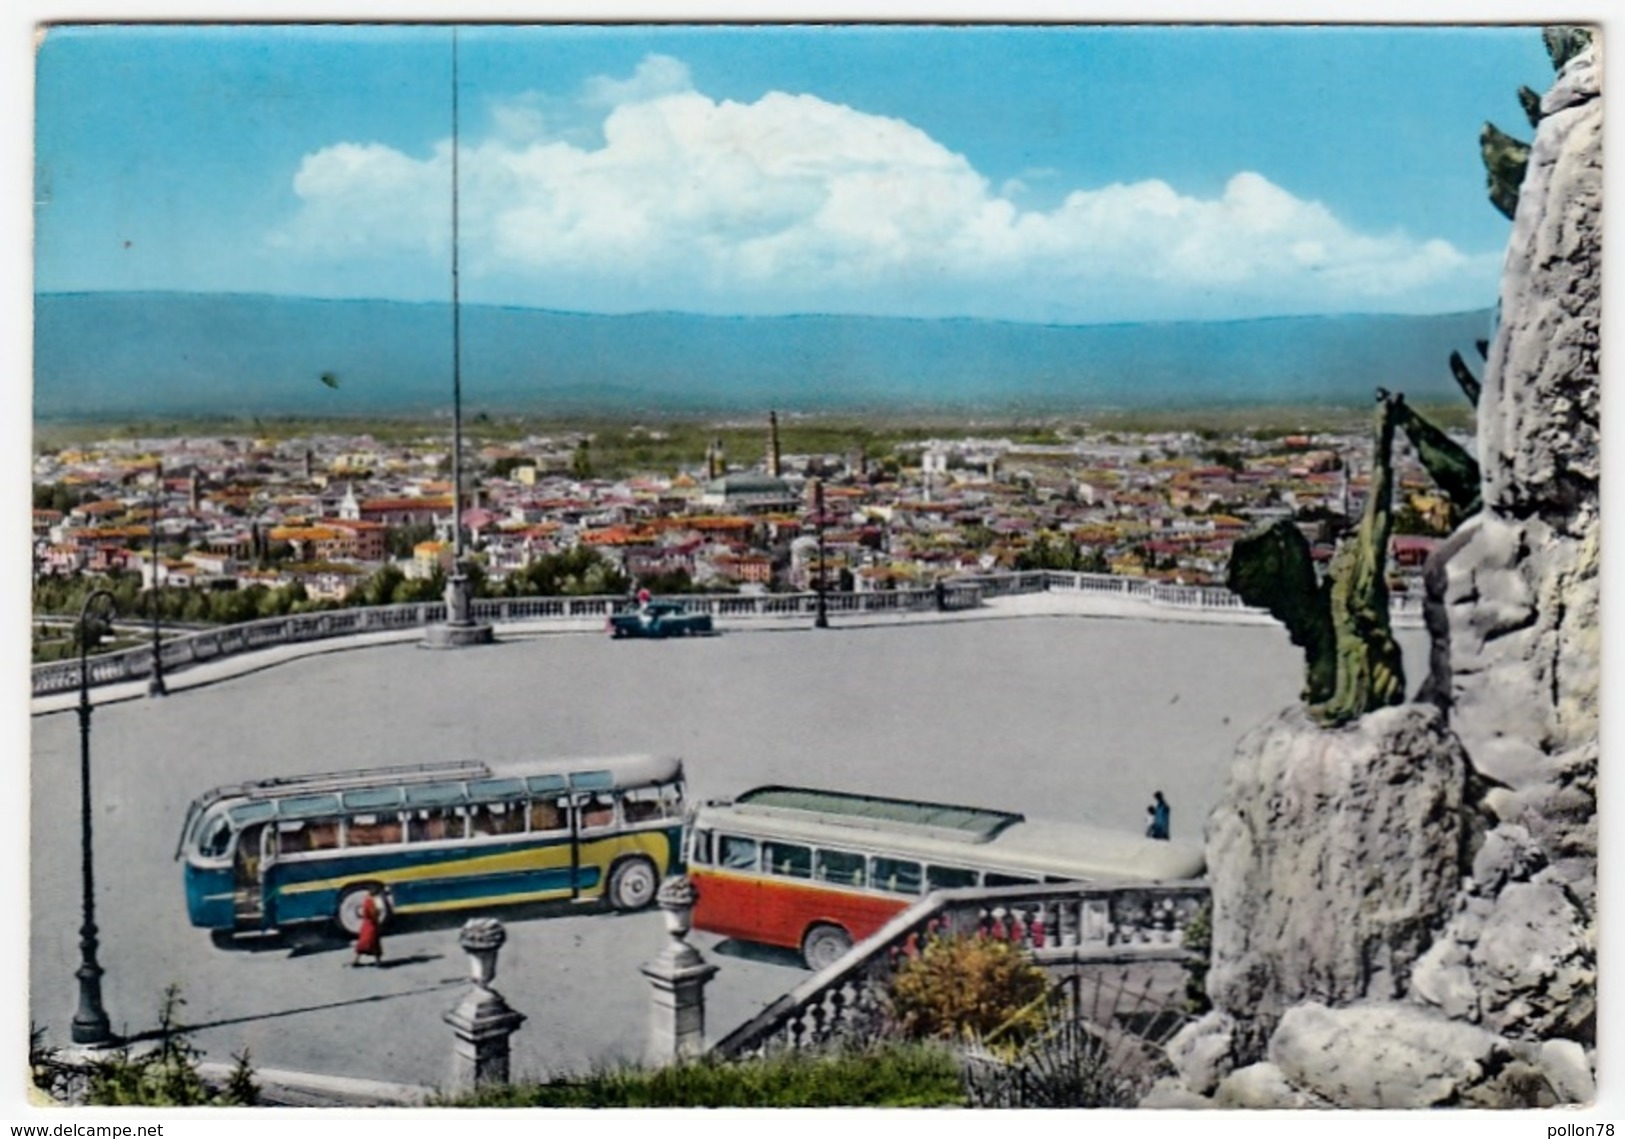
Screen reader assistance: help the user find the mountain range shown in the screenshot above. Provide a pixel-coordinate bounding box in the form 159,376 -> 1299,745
33,291 -> 1494,420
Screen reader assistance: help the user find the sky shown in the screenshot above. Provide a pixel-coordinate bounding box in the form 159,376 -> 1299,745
32,22 -> 1559,325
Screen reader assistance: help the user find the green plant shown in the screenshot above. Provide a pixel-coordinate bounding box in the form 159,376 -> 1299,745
1182,900 -> 1213,1015
887,934 -> 1050,1046
437,1041 -> 965,1107
30,1023 -> 73,1102
81,984 -> 259,1107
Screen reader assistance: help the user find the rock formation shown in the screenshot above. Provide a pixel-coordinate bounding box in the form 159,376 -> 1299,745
1150,31 -> 1600,1110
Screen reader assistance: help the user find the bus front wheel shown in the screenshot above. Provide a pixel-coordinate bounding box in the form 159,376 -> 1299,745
801,923 -> 853,971
607,856 -> 660,912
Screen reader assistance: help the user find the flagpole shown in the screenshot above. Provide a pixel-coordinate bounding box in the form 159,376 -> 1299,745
428,23 -> 492,648
450,23 -> 464,573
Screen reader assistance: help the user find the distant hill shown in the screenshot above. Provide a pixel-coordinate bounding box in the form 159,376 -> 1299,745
33,291 -> 1494,420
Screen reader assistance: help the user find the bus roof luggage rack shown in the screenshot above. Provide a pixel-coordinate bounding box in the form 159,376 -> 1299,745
731,785 -> 1025,843
237,760 -> 494,801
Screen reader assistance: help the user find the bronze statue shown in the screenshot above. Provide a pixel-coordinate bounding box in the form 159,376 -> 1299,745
1227,392 -> 1407,726
1375,386 -> 1482,523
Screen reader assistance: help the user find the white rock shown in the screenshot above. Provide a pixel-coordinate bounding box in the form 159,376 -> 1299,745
1213,1062 -> 1323,1110
1269,1002 -> 1507,1108
1538,1038 -> 1595,1105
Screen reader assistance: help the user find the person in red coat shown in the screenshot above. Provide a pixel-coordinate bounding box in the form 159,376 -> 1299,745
351,888 -> 387,967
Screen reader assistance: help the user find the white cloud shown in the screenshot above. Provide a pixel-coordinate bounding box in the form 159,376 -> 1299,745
582,53 -> 693,108
270,54 -> 1501,322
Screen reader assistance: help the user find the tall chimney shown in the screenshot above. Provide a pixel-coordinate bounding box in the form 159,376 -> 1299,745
768,411 -> 782,478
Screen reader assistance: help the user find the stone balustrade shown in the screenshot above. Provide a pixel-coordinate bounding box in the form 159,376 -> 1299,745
31,570 -> 1419,698
710,880 -> 1209,1061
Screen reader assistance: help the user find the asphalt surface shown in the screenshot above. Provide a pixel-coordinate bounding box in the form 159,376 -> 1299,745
28,612 -> 1430,1092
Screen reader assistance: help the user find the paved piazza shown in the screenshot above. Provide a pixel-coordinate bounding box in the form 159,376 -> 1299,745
30,615 -> 1428,1089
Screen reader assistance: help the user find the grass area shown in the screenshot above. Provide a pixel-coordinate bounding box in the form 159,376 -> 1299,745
438,1042 -> 967,1108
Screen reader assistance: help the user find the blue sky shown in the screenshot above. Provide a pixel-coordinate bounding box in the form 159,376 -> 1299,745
34,23 -> 1555,324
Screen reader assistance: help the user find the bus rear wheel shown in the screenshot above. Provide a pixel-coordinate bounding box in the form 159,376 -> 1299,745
801,923 -> 853,971
607,856 -> 660,912
335,883 -> 385,938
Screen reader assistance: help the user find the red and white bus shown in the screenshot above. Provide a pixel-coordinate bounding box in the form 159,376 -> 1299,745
685,785 -> 1205,969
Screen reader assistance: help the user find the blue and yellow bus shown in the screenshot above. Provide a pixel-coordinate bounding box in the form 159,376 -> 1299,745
176,754 -> 686,938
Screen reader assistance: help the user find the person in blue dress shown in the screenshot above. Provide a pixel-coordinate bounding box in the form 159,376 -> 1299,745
1146,791 -> 1171,841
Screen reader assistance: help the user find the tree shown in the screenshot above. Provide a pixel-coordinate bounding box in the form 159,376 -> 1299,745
385,522 -> 438,560
1078,546 -> 1111,574
638,568 -> 698,594
1201,448 -> 1246,473
360,564 -> 406,607
34,482 -> 84,513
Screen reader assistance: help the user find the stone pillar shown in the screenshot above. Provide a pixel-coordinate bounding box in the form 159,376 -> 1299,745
640,876 -> 719,1065
444,918 -> 526,1093
424,561 -> 493,647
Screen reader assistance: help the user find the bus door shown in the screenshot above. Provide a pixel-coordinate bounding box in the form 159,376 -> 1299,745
565,771 -> 618,898
232,822 -> 269,929
570,789 -> 619,897
521,781 -> 576,900
694,832 -> 766,942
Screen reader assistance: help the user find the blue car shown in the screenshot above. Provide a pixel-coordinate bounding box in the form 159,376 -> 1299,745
606,601 -> 715,639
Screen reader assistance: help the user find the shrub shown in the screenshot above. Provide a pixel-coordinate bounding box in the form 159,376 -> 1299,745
41,984 -> 261,1107
1182,900 -> 1213,1015
439,1041 -> 964,1107
887,934 -> 1050,1047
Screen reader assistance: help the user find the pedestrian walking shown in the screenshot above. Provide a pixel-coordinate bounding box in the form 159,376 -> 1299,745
351,887 -> 388,967
1146,791 -> 1171,841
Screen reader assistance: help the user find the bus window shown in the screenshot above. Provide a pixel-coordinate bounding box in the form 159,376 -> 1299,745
579,795 -> 617,831
927,865 -> 980,891
346,813 -> 402,847
276,819 -> 339,856
621,786 -> 672,824
469,801 -> 525,837
816,848 -> 866,888
985,872 -> 1037,888
764,841 -> 812,880
529,797 -> 568,833
410,807 -> 465,843
689,828 -> 713,865
718,835 -> 759,872
870,856 -> 923,895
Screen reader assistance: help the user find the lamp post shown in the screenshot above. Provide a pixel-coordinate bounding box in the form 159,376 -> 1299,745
72,588 -> 117,1046
147,467 -> 166,697
813,478 -> 829,629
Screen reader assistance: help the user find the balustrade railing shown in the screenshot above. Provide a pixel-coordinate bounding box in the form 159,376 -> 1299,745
710,880 -> 1209,1061
32,568 -> 1418,698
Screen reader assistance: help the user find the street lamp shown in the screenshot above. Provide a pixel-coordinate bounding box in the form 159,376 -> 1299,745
148,466 -> 166,697
72,588 -> 118,1046
813,478 -> 829,630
